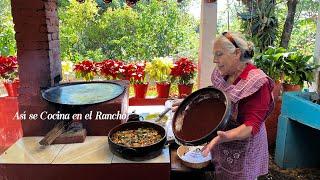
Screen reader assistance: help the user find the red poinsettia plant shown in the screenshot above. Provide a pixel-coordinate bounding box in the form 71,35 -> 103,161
0,56 -> 18,83
170,57 -> 197,85
74,60 -> 97,81
97,59 -> 125,80
128,61 -> 147,84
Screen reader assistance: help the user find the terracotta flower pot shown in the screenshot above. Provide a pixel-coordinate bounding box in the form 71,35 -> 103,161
272,80 -> 282,100
178,84 -> 193,98
282,84 -> 301,92
133,83 -> 148,98
156,82 -> 171,98
3,80 -> 19,97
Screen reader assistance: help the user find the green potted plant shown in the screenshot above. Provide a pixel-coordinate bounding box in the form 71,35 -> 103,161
282,52 -> 320,92
170,57 -> 197,98
145,57 -> 173,98
254,47 -> 287,97
0,56 -> 19,97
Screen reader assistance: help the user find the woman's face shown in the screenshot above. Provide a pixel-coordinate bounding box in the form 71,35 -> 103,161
212,39 -> 241,76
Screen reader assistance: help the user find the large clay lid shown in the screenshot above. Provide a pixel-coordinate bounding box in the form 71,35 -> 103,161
42,81 -> 124,106
172,87 -> 232,146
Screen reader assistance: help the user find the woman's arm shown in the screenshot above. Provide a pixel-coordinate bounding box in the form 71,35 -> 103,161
202,124 -> 252,156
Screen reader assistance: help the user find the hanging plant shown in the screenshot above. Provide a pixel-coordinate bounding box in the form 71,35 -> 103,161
238,0 -> 278,52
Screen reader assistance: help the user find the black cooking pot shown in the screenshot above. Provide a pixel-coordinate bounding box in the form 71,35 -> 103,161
108,121 -> 167,161
172,87 -> 232,146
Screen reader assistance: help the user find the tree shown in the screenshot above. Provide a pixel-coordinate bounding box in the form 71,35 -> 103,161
68,0 -> 199,61
58,0 -> 99,62
0,0 -> 16,56
280,0 -> 299,48
238,0 -> 278,52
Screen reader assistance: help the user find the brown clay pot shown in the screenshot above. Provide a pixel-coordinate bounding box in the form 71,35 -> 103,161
282,84 -> 301,92
3,80 -> 19,97
133,83 -> 148,98
178,84 -> 193,98
156,82 -> 171,98
272,80 -> 282,100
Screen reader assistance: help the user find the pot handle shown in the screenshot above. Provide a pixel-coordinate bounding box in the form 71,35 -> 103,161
118,147 -> 137,154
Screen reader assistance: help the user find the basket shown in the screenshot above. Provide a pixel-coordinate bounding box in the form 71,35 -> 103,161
176,145 -> 211,169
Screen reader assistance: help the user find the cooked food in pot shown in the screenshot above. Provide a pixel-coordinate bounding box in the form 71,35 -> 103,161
111,128 -> 162,147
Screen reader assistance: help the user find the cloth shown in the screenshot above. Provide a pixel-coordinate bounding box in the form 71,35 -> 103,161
210,64 -> 274,180
233,64 -> 272,135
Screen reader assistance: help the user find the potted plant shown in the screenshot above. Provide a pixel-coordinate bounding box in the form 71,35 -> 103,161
61,60 -> 74,82
128,61 -> 148,98
282,52 -> 320,92
145,57 -> 173,98
97,59 -> 125,80
254,47 -> 288,98
74,60 -> 97,81
171,57 -> 197,98
0,56 -> 19,97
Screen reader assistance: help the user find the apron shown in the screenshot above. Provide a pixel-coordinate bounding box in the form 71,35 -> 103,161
210,68 -> 274,180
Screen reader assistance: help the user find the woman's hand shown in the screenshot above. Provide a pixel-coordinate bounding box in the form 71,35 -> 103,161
201,125 -> 253,156
201,131 -> 230,156
171,99 -> 184,112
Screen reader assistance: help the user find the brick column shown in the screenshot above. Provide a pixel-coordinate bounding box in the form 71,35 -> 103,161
11,0 -> 61,136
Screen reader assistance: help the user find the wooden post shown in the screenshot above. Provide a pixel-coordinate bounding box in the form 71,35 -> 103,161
198,0 -> 218,88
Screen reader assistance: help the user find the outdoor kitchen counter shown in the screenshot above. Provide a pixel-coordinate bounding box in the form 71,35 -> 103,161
0,136 -> 170,180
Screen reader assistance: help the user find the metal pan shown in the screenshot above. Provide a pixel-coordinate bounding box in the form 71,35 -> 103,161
172,87 -> 232,146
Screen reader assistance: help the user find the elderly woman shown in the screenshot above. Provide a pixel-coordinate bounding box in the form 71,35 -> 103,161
173,32 -> 274,180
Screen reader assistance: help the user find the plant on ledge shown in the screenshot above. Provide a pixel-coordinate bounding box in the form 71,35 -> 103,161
282,52 -> 320,91
97,59 -> 125,80
171,57 -> 197,97
254,46 -> 288,97
254,47 -> 287,82
127,61 -> 148,98
145,57 -> 173,98
0,55 -> 19,96
74,60 -> 97,81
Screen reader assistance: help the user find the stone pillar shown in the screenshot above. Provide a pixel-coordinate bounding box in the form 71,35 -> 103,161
198,0 -> 217,88
11,0 -> 61,136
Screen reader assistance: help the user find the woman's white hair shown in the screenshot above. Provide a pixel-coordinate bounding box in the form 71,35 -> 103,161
216,32 -> 254,62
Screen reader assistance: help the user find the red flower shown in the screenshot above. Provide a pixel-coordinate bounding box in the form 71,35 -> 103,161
170,57 -> 197,85
74,60 -> 97,80
0,56 -> 18,81
124,61 -> 146,84
74,60 -> 97,73
97,59 -> 125,79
